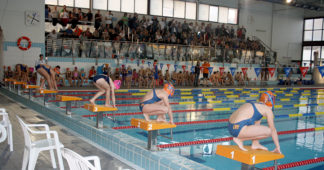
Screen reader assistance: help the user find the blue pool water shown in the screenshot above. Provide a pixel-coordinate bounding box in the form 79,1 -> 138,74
50,88 -> 324,169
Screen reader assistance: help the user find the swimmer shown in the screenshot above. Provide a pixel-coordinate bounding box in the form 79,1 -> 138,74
228,91 -> 281,153
89,74 -> 121,108
139,83 -> 175,124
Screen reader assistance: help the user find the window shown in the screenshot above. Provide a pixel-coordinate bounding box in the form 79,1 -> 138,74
59,0 -> 73,7
198,4 -> 209,21
163,0 -> 173,17
174,1 -> 185,18
304,19 -> 313,30
109,0 -> 121,11
228,8 -> 238,24
135,0 -> 148,14
314,18 -> 323,30
93,0 -> 107,10
75,0 -> 89,8
313,30 -> 322,41
45,0 -> 58,5
185,2 -> 196,20
209,6 -> 218,22
121,0 -> 134,13
219,7 -> 228,23
303,46 -> 311,61
150,0 -> 162,16
304,31 -> 312,41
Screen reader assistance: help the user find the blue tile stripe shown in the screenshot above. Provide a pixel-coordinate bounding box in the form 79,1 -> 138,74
4,41 -> 45,54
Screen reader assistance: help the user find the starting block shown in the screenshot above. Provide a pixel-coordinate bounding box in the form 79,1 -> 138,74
216,145 -> 284,170
23,85 -> 40,100
131,118 -> 176,150
4,78 -> 15,90
13,81 -> 26,95
37,89 -> 58,106
84,103 -> 118,128
56,95 -> 82,115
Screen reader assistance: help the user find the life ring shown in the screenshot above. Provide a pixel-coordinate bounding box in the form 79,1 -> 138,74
17,36 -> 32,51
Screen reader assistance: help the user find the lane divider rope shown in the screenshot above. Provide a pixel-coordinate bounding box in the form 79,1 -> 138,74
262,157 -> 324,170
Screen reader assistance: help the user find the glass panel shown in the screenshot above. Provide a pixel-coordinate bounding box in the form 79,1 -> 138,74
198,4 -> 209,21
109,0 -> 121,11
209,6 -> 218,22
304,19 -> 313,30
90,41 -> 99,58
45,0 -> 58,5
165,45 -> 173,60
313,30 -> 322,41
228,8 -> 238,24
314,18 -> 323,30
61,39 -> 73,57
75,0 -> 89,8
113,42 -> 121,57
302,46 -> 311,61
146,44 -> 154,59
138,44 -> 146,59
311,46 -> 320,61
304,31 -> 312,41
81,41 -> 92,58
120,43 -> 130,57
150,0 -> 162,16
104,42 -> 113,58
219,7 -> 228,23
185,2 -> 196,20
163,0 -> 173,17
128,44 -> 138,58
157,45 -> 166,61
121,0 -> 134,13
93,0 -> 107,10
135,0 -> 148,14
72,39 -> 81,57
152,44 -> 160,60
174,1 -> 185,18
97,42 -> 105,58
322,46 -> 324,60
59,0 -> 73,7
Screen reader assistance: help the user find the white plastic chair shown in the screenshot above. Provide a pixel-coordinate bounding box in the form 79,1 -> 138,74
0,108 -> 13,151
61,148 -> 101,170
16,115 -> 64,170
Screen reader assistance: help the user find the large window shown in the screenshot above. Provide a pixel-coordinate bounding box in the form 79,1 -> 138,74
121,0 -> 134,13
218,7 -> 228,23
75,0 -> 89,8
198,4 -> 209,21
45,0 -> 58,5
304,18 -> 323,41
163,0 -> 173,17
150,0 -> 162,16
109,0 -> 121,11
93,0 -> 107,10
209,6 -> 218,22
135,0 -> 148,14
174,1 -> 185,18
59,0 -> 73,7
185,2 -> 196,20
228,8 -> 238,24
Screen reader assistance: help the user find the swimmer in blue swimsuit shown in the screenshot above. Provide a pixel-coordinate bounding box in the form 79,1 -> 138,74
35,61 -> 57,90
140,83 -> 175,124
228,91 -> 281,153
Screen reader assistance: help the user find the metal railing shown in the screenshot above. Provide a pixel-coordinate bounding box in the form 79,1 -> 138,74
46,37 -> 276,65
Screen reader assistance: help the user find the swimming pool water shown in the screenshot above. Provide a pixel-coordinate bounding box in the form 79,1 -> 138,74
50,89 -> 324,169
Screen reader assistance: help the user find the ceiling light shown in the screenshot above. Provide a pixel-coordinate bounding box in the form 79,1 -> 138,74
286,0 -> 292,3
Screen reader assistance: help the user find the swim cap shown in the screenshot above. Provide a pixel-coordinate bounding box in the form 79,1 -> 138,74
163,83 -> 175,97
260,91 -> 275,109
113,80 -> 121,90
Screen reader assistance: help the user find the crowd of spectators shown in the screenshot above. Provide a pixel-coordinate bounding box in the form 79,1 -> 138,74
45,5 -> 265,56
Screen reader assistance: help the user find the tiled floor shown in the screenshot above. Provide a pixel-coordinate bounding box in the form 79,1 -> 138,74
0,93 -> 138,170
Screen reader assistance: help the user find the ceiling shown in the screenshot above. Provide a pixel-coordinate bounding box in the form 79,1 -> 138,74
260,0 -> 324,11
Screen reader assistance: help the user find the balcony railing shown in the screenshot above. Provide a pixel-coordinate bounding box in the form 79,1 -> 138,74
46,38 -> 275,65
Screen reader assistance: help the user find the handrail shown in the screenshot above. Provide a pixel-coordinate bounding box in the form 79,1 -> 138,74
252,36 -> 274,53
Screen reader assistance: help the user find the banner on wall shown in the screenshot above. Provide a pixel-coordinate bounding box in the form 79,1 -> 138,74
219,67 -> 224,76
254,68 -> 261,77
141,60 -> 145,64
268,68 -> 276,78
241,67 -> 248,76
230,67 -> 236,76
174,64 -> 178,72
167,64 -> 170,69
148,61 -> 151,67
182,65 -> 186,71
130,58 -> 134,63
300,67 -> 309,77
208,67 -> 213,75
284,67 -> 291,77
191,66 -> 195,73
318,66 -> 324,78
160,63 -> 164,70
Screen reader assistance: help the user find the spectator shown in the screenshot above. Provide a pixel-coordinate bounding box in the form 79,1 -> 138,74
202,61 -> 210,86
94,10 -> 102,30
85,9 -> 93,24
194,61 -> 200,87
51,6 -> 59,26
88,66 -> 96,80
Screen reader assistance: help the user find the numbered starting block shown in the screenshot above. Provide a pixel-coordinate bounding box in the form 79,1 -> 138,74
84,103 -> 118,128
37,89 -> 58,106
4,78 -> 15,90
56,95 -> 82,115
216,145 -> 284,170
23,85 -> 40,100
131,118 -> 176,150
13,81 -> 26,95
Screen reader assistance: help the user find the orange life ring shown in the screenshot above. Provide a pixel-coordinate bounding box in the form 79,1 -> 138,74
17,36 -> 32,51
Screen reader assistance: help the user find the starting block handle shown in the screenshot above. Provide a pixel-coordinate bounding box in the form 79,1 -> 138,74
148,130 -> 158,150
97,112 -> 103,128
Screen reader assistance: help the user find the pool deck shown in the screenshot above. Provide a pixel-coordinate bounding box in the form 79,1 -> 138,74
0,92 -> 139,170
